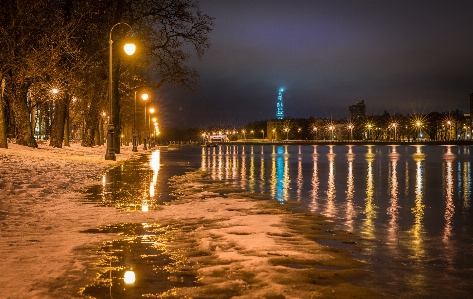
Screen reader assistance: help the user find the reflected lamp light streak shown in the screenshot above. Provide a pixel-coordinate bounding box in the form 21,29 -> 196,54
443,157 -> 454,242
345,153 -> 355,231
309,152 -> 319,213
325,151 -> 336,217
362,145 -> 376,241
463,162 -> 471,209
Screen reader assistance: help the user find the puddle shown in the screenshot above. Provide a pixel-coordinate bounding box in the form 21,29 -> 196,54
80,222 -> 200,298
82,149 -> 200,211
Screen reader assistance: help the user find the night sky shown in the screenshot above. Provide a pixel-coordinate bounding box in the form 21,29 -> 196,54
157,0 -> 473,129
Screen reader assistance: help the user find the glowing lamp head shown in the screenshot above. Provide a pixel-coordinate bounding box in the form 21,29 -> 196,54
52,88 -> 59,94
124,270 -> 136,284
141,93 -> 148,101
149,108 -> 155,114
124,43 -> 136,55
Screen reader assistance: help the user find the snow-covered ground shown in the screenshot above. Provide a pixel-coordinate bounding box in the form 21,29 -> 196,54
0,142 -> 387,298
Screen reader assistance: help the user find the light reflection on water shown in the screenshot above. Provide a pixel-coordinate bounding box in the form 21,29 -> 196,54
201,144 -> 473,298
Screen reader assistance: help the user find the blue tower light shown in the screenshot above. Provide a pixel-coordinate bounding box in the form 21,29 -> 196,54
276,88 -> 284,120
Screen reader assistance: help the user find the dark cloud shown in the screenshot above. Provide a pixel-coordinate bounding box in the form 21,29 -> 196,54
158,0 -> 473,128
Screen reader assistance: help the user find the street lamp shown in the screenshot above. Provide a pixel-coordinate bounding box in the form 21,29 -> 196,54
149,108 -> 155,148
391,123 -> 397,141
313,127 -> 317,140
347,124 -> 354,140
105,22 -> 135,161
298,127 -> 302,140
142,93 -> 149,150
367,124 -> 372,140
446,120 -> 452,141
329,125 -> 334,140
415,121 -> 422,140
284,127 -> 289,140
261,130 -> 264,140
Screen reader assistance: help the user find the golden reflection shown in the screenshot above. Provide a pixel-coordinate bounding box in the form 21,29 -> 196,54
345,146 -> 355,231
283,153 -> 290,201
387,145 -> 400,244
443,146 -> 455,242
297,156 -> 303,201
462,161 -> 470,210
309,146 -> 319,212
225,151 -> 231,180
260,154 -> 265,192
201,147 -> 206,169
241,150 -> 247,190
409,146 -> 426,261
362,145 -> 376,240
249,152 -> 255,192
149,150 -> 161,198
326,145 -> 336,217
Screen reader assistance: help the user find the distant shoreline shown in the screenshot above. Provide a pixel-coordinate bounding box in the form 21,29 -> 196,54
201,140 -> 473,146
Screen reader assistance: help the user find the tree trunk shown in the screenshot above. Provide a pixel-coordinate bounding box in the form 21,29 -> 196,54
81,103 -> 99,147
11,83 -> 37,148
50,93 -> 68,148
63,97 -> 70,146
0,76 -> 7,148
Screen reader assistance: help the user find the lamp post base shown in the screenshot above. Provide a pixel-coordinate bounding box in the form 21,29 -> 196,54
105,125 -> 116,161
143,137 -> 147,150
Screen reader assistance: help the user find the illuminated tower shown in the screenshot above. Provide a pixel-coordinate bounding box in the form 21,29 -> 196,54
276,88 -> 284,120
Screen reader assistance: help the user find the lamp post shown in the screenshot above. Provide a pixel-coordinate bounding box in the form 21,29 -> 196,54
391,123 -> 397,141
142,93 -> 148,150
132,91 -> 138,152
261,130 -> 264,140
446,120 -> 451,141
148,107 -> 155,148
313,127 -> 317,140
416,121 -> 421,140
367,124 -> 372,140
329,125 -> 334,140
105,22 -> 136,160
298,127 -> 302,140
284,128 -> 289,140
347,124 -> 354,140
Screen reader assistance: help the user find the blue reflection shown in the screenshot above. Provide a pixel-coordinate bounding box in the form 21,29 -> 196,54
275,146 -> 286,202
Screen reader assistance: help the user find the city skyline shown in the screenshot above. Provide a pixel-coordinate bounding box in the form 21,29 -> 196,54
157,0 -> 473,128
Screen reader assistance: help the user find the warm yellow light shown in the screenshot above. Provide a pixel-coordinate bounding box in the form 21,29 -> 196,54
152,117 -> 157,122
416,121 -> 421,126
124,43 -> 136,55
124,270 -> 136,284
52,88 -> 59,94
142,205 -> 149,212
149,108 -> 155,114
142,94 -> 148,101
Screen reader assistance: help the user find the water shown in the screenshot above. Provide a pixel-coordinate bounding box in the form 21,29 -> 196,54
200,144 -> 473,298
84,144 -> 473,298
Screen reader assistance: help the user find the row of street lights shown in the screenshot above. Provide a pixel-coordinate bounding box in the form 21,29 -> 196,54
105,22 -> 159,160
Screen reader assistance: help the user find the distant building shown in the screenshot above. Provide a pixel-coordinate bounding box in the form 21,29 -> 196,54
349,100 -> 366,121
